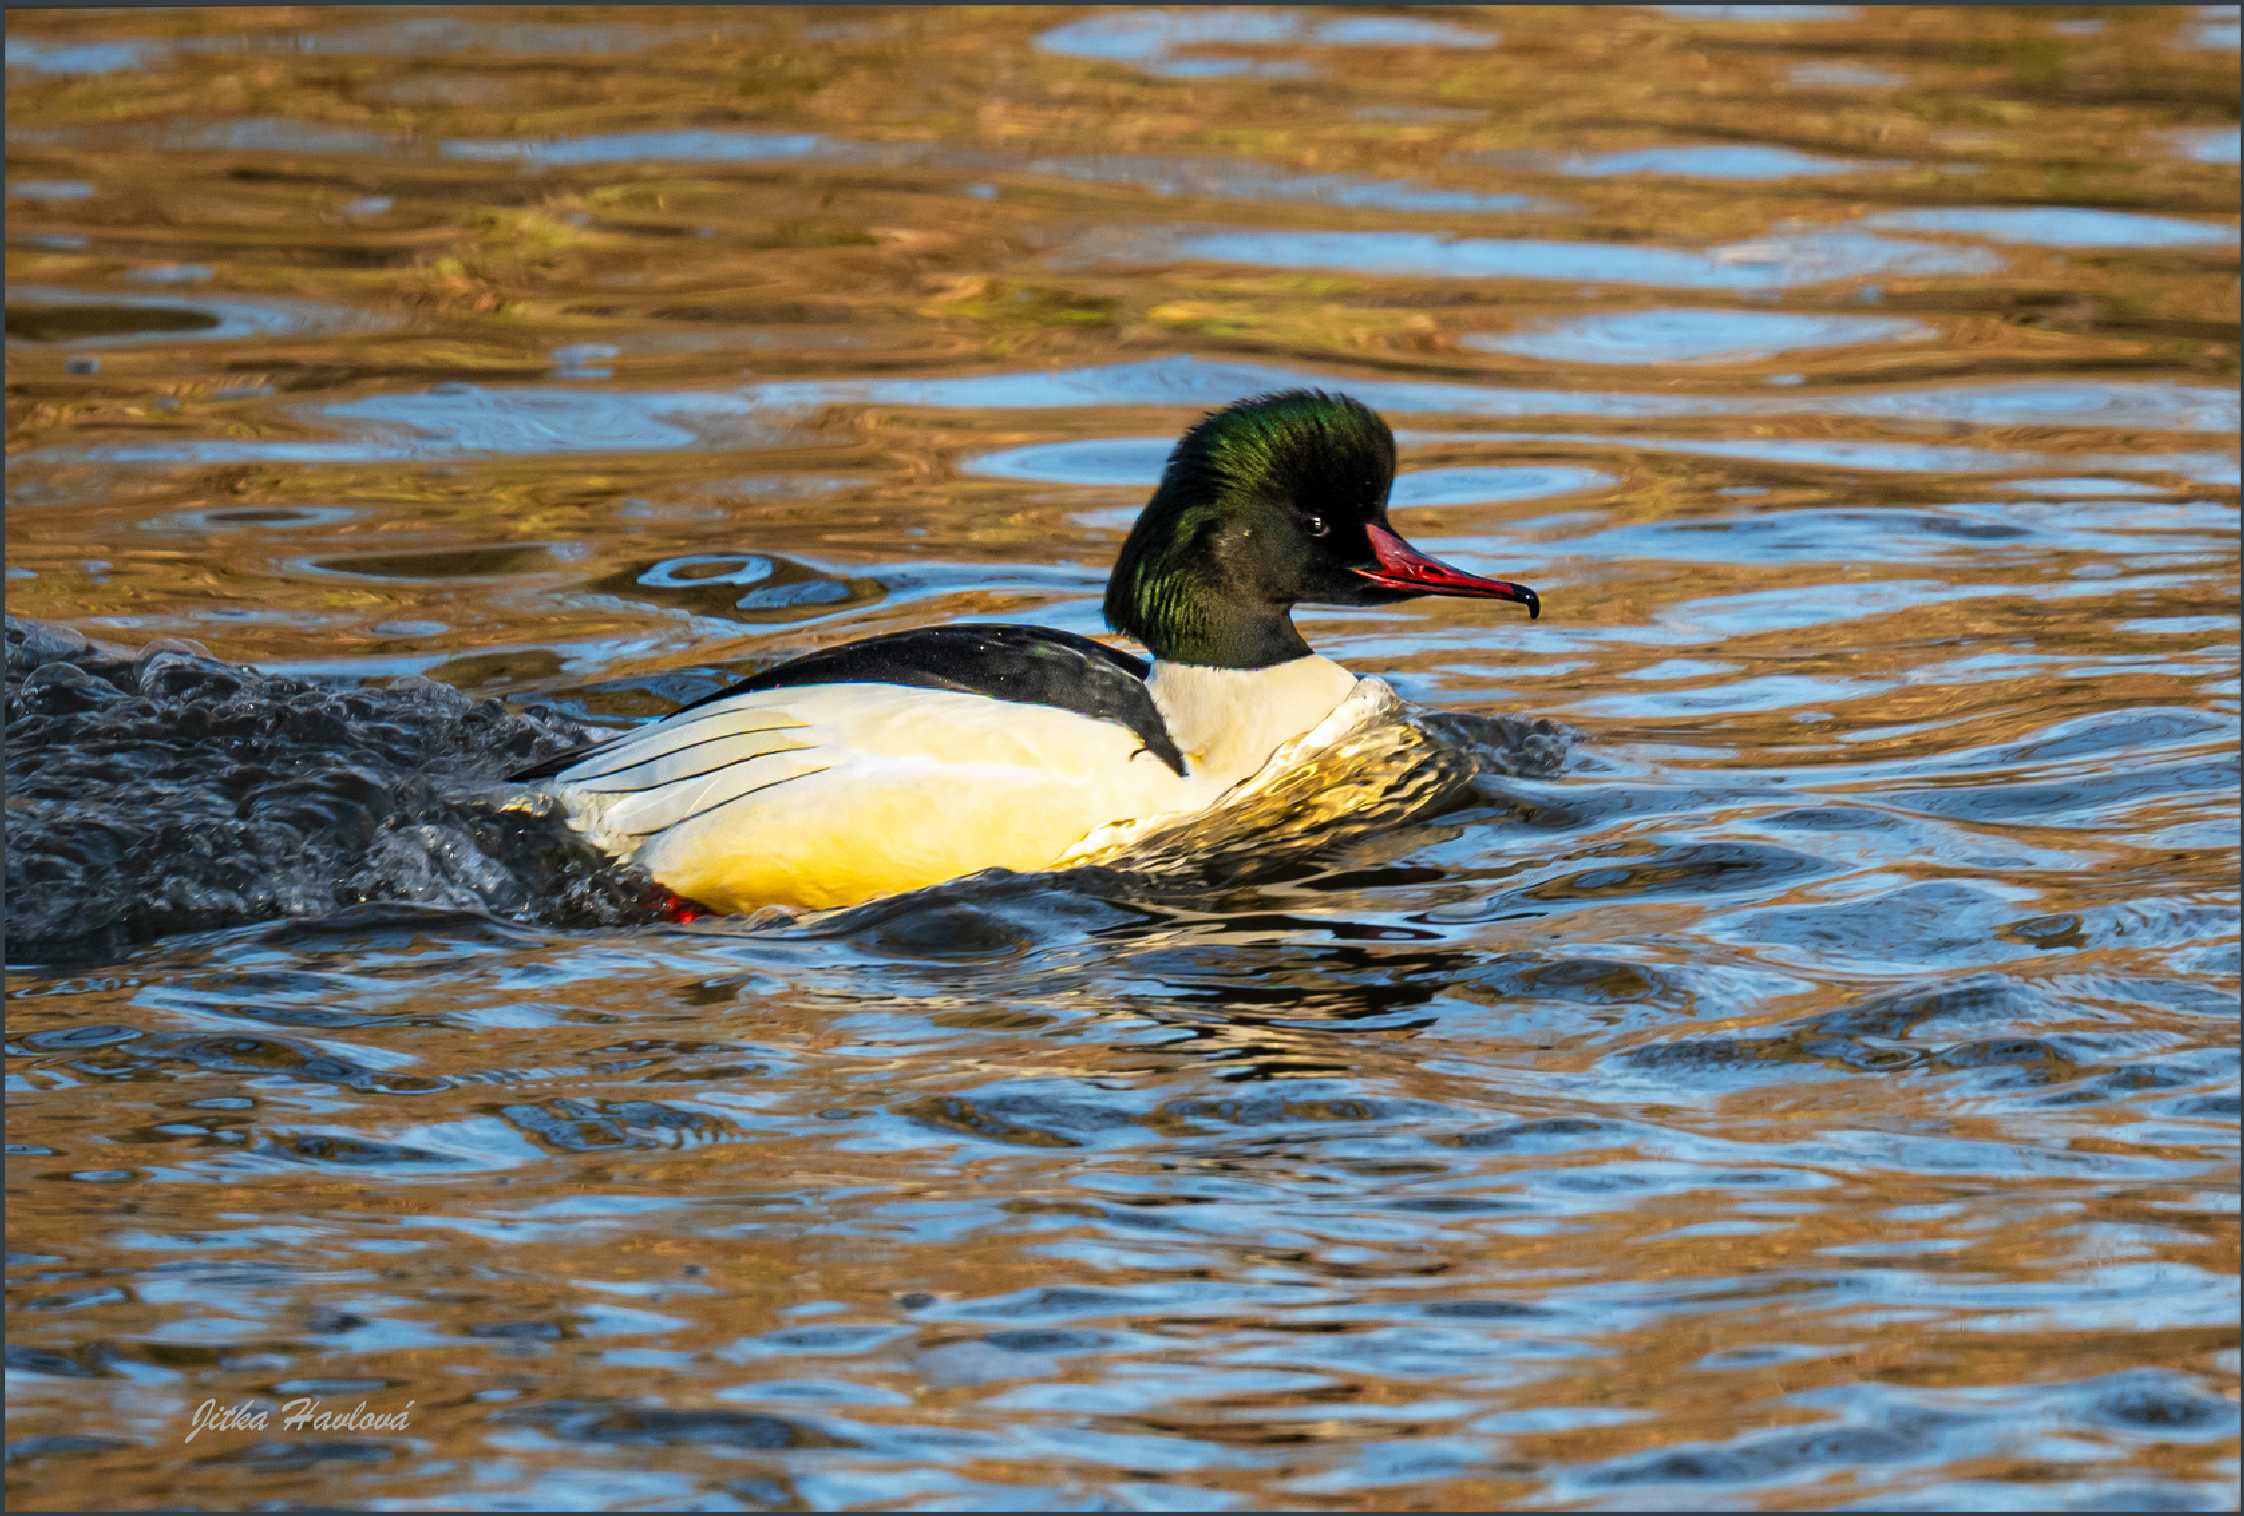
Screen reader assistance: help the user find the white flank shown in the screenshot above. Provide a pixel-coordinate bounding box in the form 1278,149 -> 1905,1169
538,655 -> 1366,913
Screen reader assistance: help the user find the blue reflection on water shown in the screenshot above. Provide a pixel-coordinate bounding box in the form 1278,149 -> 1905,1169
1868,206 -> 2238,249
1553,144 -> 1879,180
1154,227 -> 2000,288
1470,310 -> 1925,366
444,130 -> 837,166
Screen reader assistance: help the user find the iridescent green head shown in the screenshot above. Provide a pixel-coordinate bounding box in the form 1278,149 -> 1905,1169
1103,390 -> 1538,668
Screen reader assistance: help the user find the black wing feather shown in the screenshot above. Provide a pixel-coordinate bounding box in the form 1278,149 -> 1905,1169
511,624 -> 1183,782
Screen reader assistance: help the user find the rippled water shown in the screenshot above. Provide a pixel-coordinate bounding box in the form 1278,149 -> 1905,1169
6,6 -> 2239,1508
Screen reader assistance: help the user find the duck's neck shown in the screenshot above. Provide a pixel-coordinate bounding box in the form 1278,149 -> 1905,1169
1103,496 -> 1311,668
1146,655 -> 1360,788
1137,579 -> 1311,669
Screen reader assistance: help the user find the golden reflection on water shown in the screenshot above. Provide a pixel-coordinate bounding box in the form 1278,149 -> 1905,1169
6,3 -> 2240,1510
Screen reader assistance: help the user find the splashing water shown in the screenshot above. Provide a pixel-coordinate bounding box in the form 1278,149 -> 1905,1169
4,617 -> 649,961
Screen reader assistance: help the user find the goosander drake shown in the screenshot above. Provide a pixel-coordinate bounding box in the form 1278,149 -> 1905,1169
518,391 -> 1539,914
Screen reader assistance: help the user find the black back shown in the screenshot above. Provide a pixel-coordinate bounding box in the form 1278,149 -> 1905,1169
514,623 -> 1185,782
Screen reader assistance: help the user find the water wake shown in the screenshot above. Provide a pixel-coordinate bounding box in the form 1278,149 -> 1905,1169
4,617 -> 652,964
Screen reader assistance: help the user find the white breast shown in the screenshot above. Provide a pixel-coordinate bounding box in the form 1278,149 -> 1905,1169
1145,655 -> 1362,791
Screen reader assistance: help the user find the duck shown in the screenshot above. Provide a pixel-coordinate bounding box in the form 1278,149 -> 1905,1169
515,390 -> 1539,915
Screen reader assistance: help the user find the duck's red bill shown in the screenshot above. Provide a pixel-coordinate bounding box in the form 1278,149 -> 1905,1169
1356,523 -> 1540,618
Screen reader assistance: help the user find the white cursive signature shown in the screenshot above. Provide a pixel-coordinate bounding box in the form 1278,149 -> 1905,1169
184,1396 -> 413,1444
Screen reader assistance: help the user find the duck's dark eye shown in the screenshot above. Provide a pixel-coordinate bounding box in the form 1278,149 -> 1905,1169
1303,514 -> 1330,539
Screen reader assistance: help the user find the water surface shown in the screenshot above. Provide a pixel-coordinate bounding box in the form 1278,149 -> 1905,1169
5,5 -> 2239,1509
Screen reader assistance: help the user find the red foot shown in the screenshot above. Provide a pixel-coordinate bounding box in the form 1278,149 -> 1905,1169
650,887 -> 714,925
